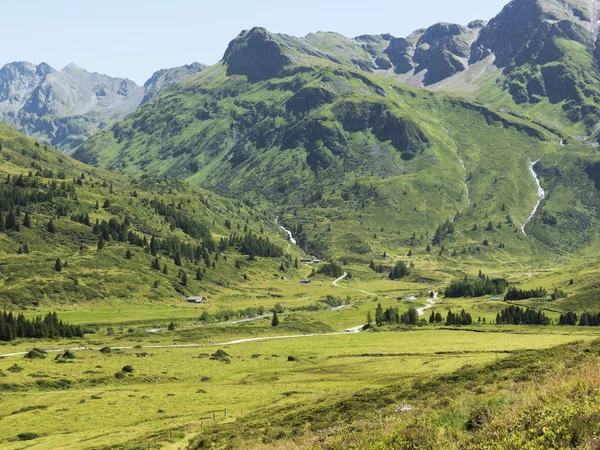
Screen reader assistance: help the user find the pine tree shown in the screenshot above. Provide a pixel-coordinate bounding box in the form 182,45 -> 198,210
163,264 -> 168,274
271,311 -> 280,327
23,213 -> 31,228
54,258 -> 62,272
181,271 -> 188,286
97,235 -> 104,250
125,249 -> 132,259
168,321 -> 176,331
196,268 -> 202,280
47,219 -> 55,233
429,310 -> 435,324
294,257 -> 299,269
151,257 -> 160,270
367,310 -> 373,326
174,253 -> 182,266
375,303 -> 384,326
426,243 -> 431,252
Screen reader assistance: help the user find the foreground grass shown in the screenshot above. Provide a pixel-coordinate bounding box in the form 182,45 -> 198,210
0,328 -> 594,449
190,338 -> 600,450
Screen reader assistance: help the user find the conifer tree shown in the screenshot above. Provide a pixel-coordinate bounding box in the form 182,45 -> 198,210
271,310 -> 280,327
47,219 -> 55,233
125,249 -> 132,259
163,264 -> 168,274
375,303 -> 384,326
23,213 -> 31,228
54,258 -> 62,272
196,268 -> 202,280
174,253 -> 182,266
181,271 -> 188,286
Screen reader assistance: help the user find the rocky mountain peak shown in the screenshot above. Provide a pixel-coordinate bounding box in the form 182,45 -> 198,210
223,27 -> 290,81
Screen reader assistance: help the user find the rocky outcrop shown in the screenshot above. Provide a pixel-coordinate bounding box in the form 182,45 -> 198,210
142,62 -> 207,103
223,27 -> 291,81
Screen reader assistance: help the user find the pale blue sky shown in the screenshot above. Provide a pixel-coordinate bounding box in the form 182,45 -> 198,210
4,0 -> 510,84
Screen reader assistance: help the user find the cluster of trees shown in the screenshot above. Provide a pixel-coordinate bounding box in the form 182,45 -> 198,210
224,232 -> 283,258
373,303 -> 419,326
149,198 -> 212,241
317,261 -> 343,278
505,286 -> 547,301
558,312 -> 579,325
0,311 -> 84,341
444,271 -> 508,298
199,305 -> 268,323
428,311 -> 444,323
369,260 -> 387,274
495,306 -> 550,325
0,175 -> 76,233
432,220 -> 455,245
558,312 -> 600,326
445,309 -> 473,325
389,261 -> 410,280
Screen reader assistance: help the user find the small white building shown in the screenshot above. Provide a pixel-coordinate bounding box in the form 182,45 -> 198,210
187,296 -> 207,304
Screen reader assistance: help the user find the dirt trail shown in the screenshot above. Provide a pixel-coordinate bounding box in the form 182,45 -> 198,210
333,272 -> 382,297
417,292 -> 438,316
0,327 -> 367,359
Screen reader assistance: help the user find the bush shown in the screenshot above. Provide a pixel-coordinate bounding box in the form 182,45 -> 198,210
7,364 -> 23,373
99,347 -> 112,354
210,349 -> 231,363
287,356 -> 299,362
121,365 -> 134,373
25,348 -> 47,359
114,372 -> 125,379
17,432 -> 40,441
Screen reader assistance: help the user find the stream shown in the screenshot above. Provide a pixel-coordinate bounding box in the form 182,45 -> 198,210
275,217 -> 297,245
521,160 -> 545,235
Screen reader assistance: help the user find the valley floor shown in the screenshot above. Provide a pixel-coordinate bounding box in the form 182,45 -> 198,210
1,295 -> 599,449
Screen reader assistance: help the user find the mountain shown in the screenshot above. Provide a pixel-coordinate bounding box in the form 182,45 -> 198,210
142,62 -> 208,103
74,23 -> 600,268
0,61 -> 207,151
72,0 -> 600,271
0,122 -> 296,308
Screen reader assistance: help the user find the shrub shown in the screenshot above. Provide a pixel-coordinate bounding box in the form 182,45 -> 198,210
7,364 -> 23,373
99,347 -> 112,354
114,372 -> 125,379
121,365 -> 134,373
210,349 -> 231,363
25,348 -> 47,359
17,432 -> 39,441
287,356 -> 299,362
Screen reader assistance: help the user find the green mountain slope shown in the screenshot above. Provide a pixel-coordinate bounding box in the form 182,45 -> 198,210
0,123 -> 298,309
72,26 -> 600,266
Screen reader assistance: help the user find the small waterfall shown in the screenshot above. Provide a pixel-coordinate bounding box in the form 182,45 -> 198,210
521,160 -> 545,235
275,217 -> 297,244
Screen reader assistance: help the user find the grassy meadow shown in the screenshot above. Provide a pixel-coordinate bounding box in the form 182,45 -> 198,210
1,323 -> 598,450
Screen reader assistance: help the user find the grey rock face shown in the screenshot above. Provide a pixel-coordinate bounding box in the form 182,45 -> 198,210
142,62 -> 207,103
223,27 -> 292,81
